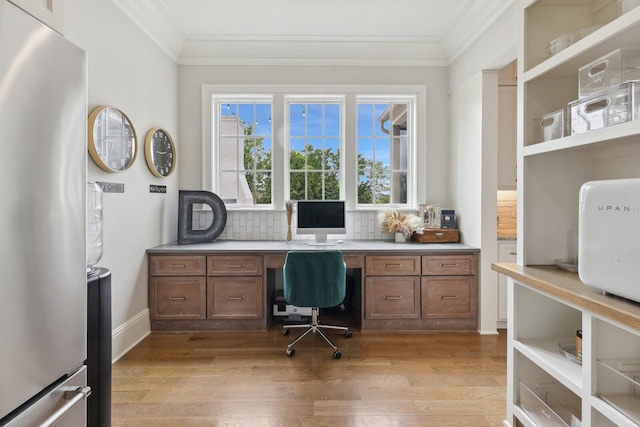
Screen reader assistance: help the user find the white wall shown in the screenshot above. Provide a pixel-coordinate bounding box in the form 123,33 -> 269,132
448,2 -> 518,334
178,66 -> 450,208
63,0 -> 179,360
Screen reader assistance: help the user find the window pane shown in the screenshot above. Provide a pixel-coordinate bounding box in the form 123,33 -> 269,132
325,172 -> 340,200
356,100 -> 410,206
324,104 -> 340,136
290,104 -> 305,136
324,138 -> 340,170
307,171 -> 323,200
290,171 -> 306,200
287,100 -> 342,201
217,101 -> 272,206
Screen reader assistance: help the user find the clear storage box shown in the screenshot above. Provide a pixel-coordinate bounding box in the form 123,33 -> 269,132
534,109 -> 566,143
519,380 -> 582,427
570,81 -> 640,134
597,359 -> 640,424
578,48 -> 640,99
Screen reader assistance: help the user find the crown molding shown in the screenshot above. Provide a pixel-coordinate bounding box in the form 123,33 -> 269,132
112,0 -> 513,66
111,0 -> 185,62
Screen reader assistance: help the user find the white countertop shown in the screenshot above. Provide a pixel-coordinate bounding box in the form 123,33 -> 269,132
147,239 -> 479,254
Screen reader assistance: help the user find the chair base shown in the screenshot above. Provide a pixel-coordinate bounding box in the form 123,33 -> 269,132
283,307 -> 351,358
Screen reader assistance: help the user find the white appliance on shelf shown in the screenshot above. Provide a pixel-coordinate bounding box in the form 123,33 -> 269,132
579,178 -> 640,303
0,1 -> 89,425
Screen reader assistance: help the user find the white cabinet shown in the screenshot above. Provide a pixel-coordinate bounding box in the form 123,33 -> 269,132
496,264 -> 640,427
497,242 -> 517,322
500,0 -> 640,425
498,86 -> 517,190
9,0 -> 64,33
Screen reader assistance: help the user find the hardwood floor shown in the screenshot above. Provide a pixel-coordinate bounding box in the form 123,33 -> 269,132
112,324 -> 507,426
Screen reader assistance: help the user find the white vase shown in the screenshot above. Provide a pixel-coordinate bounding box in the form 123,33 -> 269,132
395,232 -> 406,243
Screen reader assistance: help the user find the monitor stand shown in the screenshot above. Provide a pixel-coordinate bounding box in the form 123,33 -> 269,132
307,233 -> 335,246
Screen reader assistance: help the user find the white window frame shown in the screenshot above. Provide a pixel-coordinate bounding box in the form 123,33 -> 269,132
355,94 -> 418,208
202,84 -> 426,211
211,94 -> 274,207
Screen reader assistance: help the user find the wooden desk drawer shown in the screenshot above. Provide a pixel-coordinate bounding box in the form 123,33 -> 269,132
364,277 -> 420,319
207,277 -> 263,319
422,255 -> 477,275
149,255 -> 206,276
365,256 -> 421,276
421,277 -> 475,318
150,277 -> 206,319
207,255 -> 263,276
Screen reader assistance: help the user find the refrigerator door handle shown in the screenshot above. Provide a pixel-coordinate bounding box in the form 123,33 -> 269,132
40,386 -> 91,427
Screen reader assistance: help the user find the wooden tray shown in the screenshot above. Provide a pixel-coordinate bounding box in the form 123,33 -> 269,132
411,229 -> 459,243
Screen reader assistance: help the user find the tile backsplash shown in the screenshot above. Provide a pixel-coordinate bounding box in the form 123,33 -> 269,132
193,209 -> 392,241
497,190 -> 517,239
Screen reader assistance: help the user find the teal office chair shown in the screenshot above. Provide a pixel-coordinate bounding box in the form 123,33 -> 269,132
282,250 -> 352,359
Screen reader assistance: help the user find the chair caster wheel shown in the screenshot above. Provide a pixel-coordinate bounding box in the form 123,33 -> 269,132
334,350 -> 342,359
286,348 -> 295,357
283,329 -> 290,336
345,331 -> 352,338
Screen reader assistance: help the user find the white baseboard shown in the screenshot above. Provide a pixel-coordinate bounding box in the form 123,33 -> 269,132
111,308 -> 151,364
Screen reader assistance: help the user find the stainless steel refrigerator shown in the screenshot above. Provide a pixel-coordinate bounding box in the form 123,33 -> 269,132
0,1 -> 90,425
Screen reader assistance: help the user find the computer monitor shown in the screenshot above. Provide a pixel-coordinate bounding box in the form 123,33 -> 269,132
296,200 -> 346,245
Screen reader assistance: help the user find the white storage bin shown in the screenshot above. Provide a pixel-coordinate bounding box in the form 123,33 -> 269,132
534,109 -> 566,143
597,359 -> 640,424
578,48 -> 640,99
519,380 -> 582,427
570,81 -> 640,134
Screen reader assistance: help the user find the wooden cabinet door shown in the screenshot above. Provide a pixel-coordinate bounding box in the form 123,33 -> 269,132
365,277 -> 420,319
421,276 -> 476,319
150,277 -> 206,319
207,277 -> 264,319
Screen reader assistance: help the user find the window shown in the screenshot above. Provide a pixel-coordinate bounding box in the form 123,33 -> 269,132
357,100 -> 410,205
287,100 -> 342,201
209,86 -> 421,210
216,99 -> 273,205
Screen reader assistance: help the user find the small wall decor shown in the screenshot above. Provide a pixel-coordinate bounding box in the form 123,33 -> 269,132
144,127 -> 176,178
178,190 -> 227,244
88,106 -> 137,172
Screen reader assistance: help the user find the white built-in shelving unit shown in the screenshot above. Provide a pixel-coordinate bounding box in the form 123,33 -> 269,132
504,0 -> 640,426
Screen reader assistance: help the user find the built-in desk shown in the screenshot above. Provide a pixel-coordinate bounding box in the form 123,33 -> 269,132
147,240 -> 479,332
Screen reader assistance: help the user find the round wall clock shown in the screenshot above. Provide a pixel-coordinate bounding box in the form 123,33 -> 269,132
88,106 -> 138,172
144,127 -> 176,178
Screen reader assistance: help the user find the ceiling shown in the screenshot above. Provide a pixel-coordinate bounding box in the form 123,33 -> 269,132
112,0 -> 514,66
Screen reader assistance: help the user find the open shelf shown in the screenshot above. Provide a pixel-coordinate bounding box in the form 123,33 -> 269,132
515,339 -> 583,394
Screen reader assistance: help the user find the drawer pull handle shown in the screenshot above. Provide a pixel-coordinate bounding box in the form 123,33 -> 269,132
169,296 -> 189,300
440,295 -> 457,300
169,264 -> 187,268
226,264 -> 245,268
435,233 -> 444,237
439,263 -> 459,267
509,252 -> 517,256
384,264 -> 403,268
226,296 -> 245,300
384,296 -> 403,300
